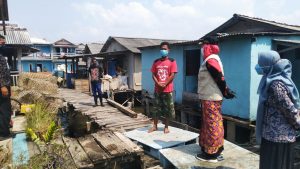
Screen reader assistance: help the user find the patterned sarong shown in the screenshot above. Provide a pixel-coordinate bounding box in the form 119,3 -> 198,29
199,100 -> 224,154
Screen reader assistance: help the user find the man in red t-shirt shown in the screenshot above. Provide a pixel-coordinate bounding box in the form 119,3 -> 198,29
148,42 -> 178,134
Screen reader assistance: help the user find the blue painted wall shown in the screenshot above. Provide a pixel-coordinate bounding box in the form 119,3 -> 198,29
22,60 -> 53,72
22,60 -> 73,72
218,37 -> 252,119
141,35 -> 300,120
33,44 -> 52,54
185,76 -> 197,92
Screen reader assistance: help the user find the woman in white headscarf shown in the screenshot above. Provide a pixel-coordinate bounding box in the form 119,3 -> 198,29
255,50 -> 300,169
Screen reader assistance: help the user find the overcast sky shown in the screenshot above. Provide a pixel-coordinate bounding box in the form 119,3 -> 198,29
8,0 -> 300,43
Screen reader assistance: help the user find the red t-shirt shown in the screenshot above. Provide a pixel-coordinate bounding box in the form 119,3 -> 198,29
151,57 -> 178,93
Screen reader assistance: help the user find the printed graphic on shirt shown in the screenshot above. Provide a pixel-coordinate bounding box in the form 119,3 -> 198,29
151,59 -> 178,93
157,67 -> 168,82
91,68 -> 99,81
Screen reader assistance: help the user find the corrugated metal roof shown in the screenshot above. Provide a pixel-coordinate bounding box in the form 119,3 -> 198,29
86,43 -> 103,54
0,27 -> 32,45
139,39 -> 201,49
215,32 -> 300,38
236,14 -> 300,31
102,36 -> 185,53
203,14 -> 300,39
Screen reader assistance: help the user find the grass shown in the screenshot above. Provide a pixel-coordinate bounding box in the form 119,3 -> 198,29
25,100 -> 57,138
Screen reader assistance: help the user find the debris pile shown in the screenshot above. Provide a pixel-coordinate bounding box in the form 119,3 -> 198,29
11,72 -> 61,112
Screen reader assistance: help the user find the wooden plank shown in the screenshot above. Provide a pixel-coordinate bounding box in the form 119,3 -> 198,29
111,123 -> 150,131
226,121 -> 236,142
223,115 -> 255,129
106,120 -> 149,128
99,116 -> 132,123
114,132 -> 143,153
92,132 -> 120,156
105,132 -> 135,154
52,137 -> 76,168
78,135 -> 110,163
62,136 -> 94,169
107,99 -> 137,118
92,132 -> 128,156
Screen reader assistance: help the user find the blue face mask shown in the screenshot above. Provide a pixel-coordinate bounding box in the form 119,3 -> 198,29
255,64 -> 264,75
160,49 -> 169,57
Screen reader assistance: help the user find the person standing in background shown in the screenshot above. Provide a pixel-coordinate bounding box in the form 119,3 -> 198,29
89,57 -> 104,107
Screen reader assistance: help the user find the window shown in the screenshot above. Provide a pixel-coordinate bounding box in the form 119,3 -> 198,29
185,49 -> 200,76
296,48 -> 300,60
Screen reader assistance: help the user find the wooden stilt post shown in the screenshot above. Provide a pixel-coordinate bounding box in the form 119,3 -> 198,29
226,120 -> 236,142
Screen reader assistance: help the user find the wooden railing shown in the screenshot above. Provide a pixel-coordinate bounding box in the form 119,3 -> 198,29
10,74 -> 19,86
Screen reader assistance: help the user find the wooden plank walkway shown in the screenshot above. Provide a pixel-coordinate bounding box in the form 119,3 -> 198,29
60,131 -> 144,169
57,88 -> 149,168
58,89 -> 151,132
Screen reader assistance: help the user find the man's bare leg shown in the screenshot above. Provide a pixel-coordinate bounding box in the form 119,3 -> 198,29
148,118 -> 158,133
164,118 -> 170,134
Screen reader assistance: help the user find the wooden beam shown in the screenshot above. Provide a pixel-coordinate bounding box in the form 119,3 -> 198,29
222,115 -> 255,129
71,58 -> 75,73
278,44 -> 300,53
107,99 -> 137,118
17,47 -> 22,72
76,58 -> 79,76
64,58 -> 67,80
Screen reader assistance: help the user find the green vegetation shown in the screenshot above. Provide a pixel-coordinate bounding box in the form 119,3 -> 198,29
25,101 -> 57,138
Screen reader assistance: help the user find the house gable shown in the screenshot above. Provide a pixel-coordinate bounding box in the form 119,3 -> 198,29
203,14 -> 300,38
106,40 -> 127,52
54,38 -> 75,46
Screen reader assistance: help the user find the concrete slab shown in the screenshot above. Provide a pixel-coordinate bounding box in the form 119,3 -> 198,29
125,123 -> 198,163
12,116 -> 27,133
159,142 -> 259,169
13,133 -> 29,165
124,123 -> 199,150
